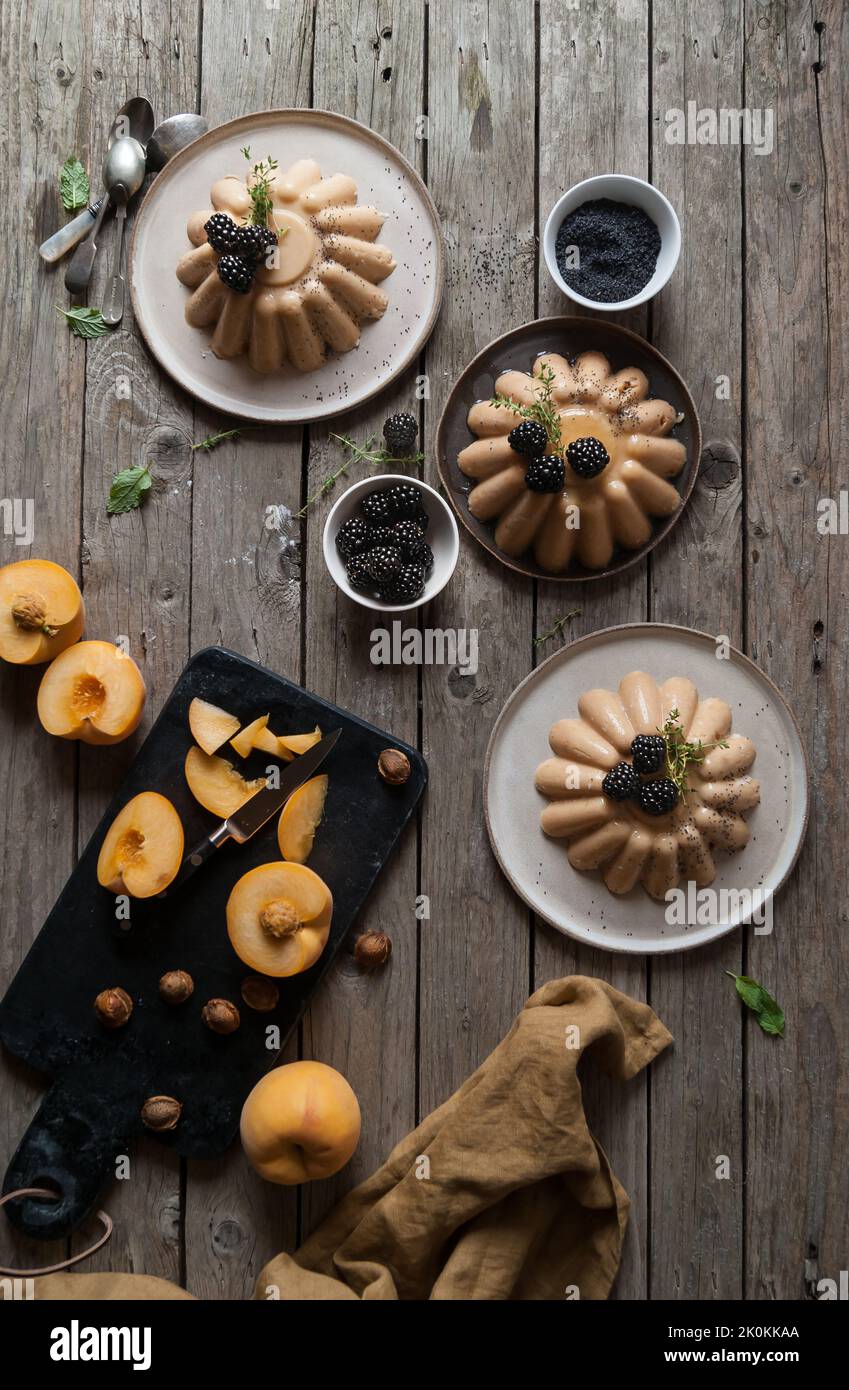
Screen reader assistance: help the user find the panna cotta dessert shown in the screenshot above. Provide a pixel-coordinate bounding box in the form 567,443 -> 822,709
176,153 -> 395,374
535,670 -> 760,899
458,351 -> 687,573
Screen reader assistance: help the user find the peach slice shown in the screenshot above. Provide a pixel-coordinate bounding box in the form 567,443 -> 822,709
0,559 -> 85,666
189,697 -> 240,755
277,775 -> 328,864
230,713 -> 281,760
97,792 -> 184,898
226,861 -> 333,977
278,725 -> 322,757
37,640 -> 145,745
184,746 -> 266,819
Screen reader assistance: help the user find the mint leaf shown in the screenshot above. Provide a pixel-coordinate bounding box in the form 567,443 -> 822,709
726,972 -> 785,1037
107,465 -> 152,515
56,305 -> 109,340
60,157 -> 90,210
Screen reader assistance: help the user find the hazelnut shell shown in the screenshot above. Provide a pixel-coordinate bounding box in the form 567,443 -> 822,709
202,998 -> 240,1034
353,930 -> 392,969
159,969 -> 194,1005
141,1096 -> 182,1131
94,987 -> 133,1029
378,748 -> 411,785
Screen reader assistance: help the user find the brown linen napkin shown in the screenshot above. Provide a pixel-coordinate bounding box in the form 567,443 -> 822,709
32,975 -> 670,1302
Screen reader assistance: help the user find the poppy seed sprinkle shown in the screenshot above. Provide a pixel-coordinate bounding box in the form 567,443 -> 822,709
555,198 -> 661,303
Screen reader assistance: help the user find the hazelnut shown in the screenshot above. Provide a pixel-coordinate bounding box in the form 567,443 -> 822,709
353,930 -> 392,970
11,592 -> 53,634
202,998 -> 240,1034
241,975 -> 280,1012
94,987 -> 133,1029
141,1095 -> 182,1131
378,749 -> 411,786
159,969 -> 194,1005
259,898 -> 301,938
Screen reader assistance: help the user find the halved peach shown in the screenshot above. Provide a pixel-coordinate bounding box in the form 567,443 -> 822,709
189,697 -> 240,755
0,559 -> 85,666
277,775 -> 328,863
230,713 -> 280,760
37,640 -> 145,744
278,726 -> 322,757
226,862 -> 333,977
184,746 -> 266,818
97,792 -> 184,898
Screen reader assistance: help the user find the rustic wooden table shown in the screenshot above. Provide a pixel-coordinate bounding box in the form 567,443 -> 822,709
1,0 -> 846,1300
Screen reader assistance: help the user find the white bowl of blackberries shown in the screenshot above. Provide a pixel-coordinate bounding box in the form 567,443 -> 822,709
543,174 -> 681,312
324,418 -> 459,613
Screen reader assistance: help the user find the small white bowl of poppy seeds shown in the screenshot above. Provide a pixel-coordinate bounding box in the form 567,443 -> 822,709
543,174 -> 681,312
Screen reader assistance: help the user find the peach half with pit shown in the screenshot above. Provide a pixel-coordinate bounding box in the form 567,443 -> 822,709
226,861 -> 332,977
0,559 -> 84,666
37,640 -> 145,744
97,792 -> 184,898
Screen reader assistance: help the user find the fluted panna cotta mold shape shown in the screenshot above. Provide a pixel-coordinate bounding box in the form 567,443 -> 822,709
535,670 -> 761,900
176,159 -> 396,373
459,351 -> 687,573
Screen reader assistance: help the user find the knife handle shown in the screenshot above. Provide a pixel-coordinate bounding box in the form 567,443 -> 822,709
165,823 -> 231,897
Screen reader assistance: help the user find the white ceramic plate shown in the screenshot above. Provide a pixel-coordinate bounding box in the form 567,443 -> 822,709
484,624 -> 809,954
129,109 -> 443,423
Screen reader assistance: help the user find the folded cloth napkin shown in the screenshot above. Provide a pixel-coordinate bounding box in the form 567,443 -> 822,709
32,975 -> 670,1302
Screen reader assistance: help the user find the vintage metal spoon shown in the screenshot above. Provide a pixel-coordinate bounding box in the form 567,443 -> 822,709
146,112 -> 208,171
64,137 -> 146,296
39,98 -> 154,264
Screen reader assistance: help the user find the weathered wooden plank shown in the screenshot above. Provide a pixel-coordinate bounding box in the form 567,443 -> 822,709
648,0 -> 745,1299
185,0 -> 314,1299
70,0 -> 199,1281
419,0 -> 535,1117
301,0 -> 426,1236
744,0 -> 849,1300
0,0 -> 90,1274
534,0 -> 651,1301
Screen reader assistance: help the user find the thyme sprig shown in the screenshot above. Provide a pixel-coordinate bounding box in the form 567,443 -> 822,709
533,610 -> 581,648
242,146 -> 279,228
296,433 -> 426,518
491,362 -> 563,452
661,707 -> 729,798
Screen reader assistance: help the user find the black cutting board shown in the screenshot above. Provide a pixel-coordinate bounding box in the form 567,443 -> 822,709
0,646 -> 426,1239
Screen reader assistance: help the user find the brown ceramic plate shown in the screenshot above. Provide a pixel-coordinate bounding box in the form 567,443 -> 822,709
130,109 -> 444,424
435,316 -> 701,582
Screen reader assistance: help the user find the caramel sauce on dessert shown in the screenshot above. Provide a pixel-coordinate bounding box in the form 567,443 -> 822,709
176,159 -> 395,374
535,670 -> 761,900
459,351 -> 686,574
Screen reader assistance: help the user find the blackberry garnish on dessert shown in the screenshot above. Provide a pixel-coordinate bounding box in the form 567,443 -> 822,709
383,412 -> 419,455
177,151 -> 396,374
535,671 -> 760,899
335,517 -> 371,560
459,352 -> 686,573
508,420 -> 548,458
526,456 -> 566,493
631,733 -> 666,775
217,255 -> 254,294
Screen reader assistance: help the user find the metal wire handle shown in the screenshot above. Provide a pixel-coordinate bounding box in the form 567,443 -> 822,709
0,1188 -> 113,1276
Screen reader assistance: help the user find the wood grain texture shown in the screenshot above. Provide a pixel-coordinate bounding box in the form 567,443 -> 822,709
743,0 -> 849,1300
301,0 -> 425,1237
419,0 -> 535,1117
648,0 -> 745,1299
184,0 -> 315,1299
534,0 -> 651,1301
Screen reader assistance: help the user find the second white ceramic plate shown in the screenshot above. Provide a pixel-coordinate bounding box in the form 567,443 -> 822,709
130,109 -> 443,423
484,624 -> 808,953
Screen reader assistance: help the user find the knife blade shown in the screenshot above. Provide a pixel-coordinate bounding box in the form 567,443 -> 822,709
166,728 -> 341,894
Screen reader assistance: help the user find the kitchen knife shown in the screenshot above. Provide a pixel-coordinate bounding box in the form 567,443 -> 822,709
166,728 -> 341,895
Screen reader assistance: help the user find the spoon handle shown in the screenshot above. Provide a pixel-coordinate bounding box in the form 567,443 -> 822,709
64,197 -> 112,295
102,203 -> 128,325
39,196 -> 106,264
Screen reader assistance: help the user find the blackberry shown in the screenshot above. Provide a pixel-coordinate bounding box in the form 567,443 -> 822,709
602,762 -> 640,802
637,778 -> 679,816
383,483 -> 424,520
365,545 -> 403,583
566,436 -> 610,479
231,224 -> 268,264
508,420 -> 548,457
631,734 -> 666,775
205,212 -> 237,254
383,412 -> 419,455
336,517 -> 371,560
217,254 -> 254,294
393,520 -> 426,555
346,556 -> 374,593
360,489 -> 395,525
257,225 -> 279,265
525,455 -> 566,493
366,525 -> 399,551
407,539 -> 433,574
381,563 -> 425,605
